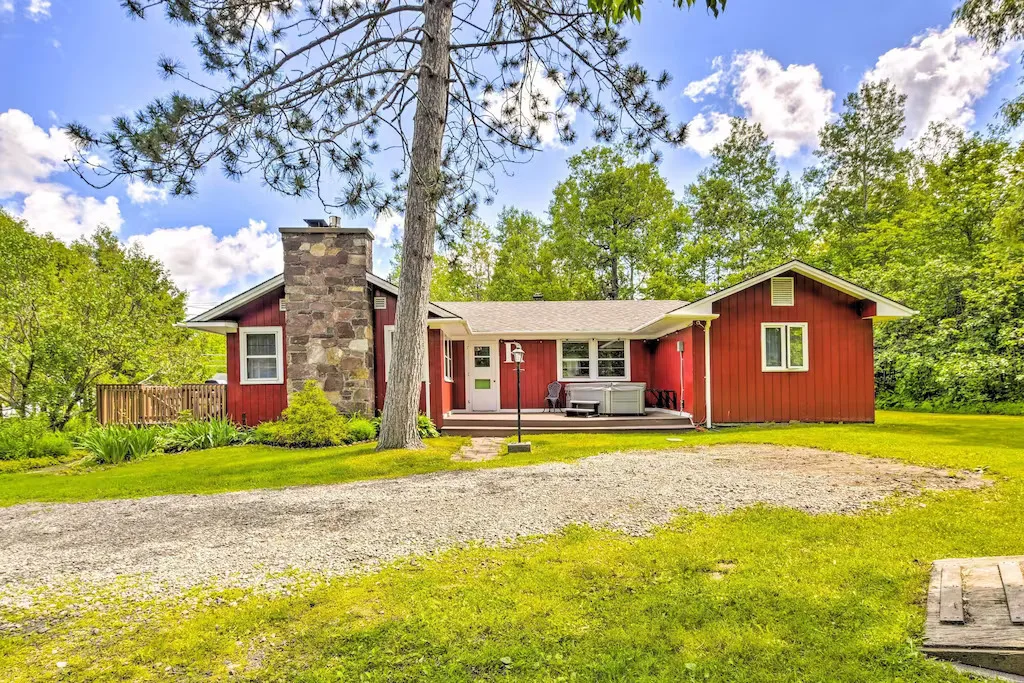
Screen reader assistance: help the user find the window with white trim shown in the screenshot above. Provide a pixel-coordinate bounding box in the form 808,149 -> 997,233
443,338 -> 454,382
240,327 -> 283,384
557,340 -> 630,381
762,323 -> 808,372
596,340 -> 626,378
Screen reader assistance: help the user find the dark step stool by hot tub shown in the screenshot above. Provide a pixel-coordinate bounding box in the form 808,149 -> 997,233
565,400 -> 600,417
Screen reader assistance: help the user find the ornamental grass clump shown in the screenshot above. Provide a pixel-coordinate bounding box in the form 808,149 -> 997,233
160,417 -> 247,452
78,425 -> 159,464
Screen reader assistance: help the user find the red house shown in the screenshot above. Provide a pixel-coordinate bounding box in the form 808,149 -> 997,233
183,221 -> 915,434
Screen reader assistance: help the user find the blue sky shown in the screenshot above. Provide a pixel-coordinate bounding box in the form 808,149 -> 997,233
1,0 -> 1020,315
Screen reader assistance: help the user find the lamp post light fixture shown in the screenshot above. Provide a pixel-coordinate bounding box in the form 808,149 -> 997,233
507,342 -> 531,453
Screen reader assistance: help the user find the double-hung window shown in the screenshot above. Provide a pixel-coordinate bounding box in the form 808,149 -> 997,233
761,323 -> 808,372
443,339 -> 454,382
240,327 -> 283,384
558,340 -> 629,381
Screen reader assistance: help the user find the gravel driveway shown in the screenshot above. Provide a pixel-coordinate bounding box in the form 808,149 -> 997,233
0,445 -> 982,591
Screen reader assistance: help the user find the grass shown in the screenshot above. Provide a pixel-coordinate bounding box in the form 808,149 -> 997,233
1,411 -> 1022,681
0,438 -> 468,506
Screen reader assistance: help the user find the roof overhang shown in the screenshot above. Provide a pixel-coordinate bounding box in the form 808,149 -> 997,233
366,272 -> 465,321
186,271 -> 468,327
188,274 -> 285,323
177,321 -> 239,335
664,260 -> 918,320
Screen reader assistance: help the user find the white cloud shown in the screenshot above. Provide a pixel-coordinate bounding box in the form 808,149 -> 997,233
0,109 -> 125,241
683,51 -> 834,158
683,57 -> 724,102
373,209 -> 403,274
128,220 -> 282,300
51,38 -> 60,49
864,24 -> 1015,139
27,0 -> 50,19
0,108 -> 75,198
18,189 -> 123,241
126,178 -> 169,205
483,61 -> 576,149
1,1 -> 13,13
685,112 -> 733,157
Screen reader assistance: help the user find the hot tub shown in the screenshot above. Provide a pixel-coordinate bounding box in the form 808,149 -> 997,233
566,382 -> 647,415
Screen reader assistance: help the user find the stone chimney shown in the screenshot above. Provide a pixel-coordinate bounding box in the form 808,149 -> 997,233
280,222 -> 375,415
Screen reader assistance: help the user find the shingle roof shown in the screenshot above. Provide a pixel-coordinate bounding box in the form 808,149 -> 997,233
432,299 -> 689,334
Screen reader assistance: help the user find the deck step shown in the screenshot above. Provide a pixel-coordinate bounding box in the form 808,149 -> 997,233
442,424 -> 696,437
443,417 -> 689,428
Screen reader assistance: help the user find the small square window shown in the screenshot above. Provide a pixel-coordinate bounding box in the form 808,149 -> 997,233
473,345 -> 491,368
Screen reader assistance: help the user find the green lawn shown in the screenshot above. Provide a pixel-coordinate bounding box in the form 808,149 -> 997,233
1,411 -> 1022,681
0,437 -> 469,506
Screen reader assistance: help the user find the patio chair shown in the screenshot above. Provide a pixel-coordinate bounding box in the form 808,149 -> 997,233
544,381 -> 563,412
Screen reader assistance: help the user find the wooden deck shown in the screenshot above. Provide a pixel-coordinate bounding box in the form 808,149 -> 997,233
924,556 -> 1024,678
442,411 -> 695,437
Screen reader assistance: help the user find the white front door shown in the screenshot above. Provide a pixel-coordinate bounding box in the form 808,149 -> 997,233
468,342 -> 499,411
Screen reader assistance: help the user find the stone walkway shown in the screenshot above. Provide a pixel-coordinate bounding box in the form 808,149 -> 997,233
451,437 -> 505,462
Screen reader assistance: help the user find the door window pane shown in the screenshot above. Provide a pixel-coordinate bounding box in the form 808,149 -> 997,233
764,327 -> 783,368
474,379 -> 491,390
473,346 -> 490,368
789,326 -> 805,368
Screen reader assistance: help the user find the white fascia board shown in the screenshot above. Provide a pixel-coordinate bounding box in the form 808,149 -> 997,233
177,321 -> 239,335
189,274 -> 284,322
665,260 -> 917,318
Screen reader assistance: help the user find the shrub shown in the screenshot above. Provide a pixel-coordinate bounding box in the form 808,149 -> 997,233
0,415 -> 73,461
345,416 -> 377,443
418,414 -> 440,438
252,380 -> 350,447
161,417 -> 247,452
78,425 -> 160,464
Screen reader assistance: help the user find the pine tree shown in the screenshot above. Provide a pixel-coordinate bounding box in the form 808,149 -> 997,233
67,0 -> 719,448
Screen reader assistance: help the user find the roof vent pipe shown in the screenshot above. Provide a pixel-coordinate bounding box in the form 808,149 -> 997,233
328,215 -> 342,228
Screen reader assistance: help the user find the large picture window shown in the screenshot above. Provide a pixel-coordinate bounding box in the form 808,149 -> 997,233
558,340 -> 630,381
761,323 -> 808,372
240,327 -> 283,385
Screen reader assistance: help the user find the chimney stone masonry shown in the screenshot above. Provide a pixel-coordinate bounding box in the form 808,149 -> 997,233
280,224 -> 375,415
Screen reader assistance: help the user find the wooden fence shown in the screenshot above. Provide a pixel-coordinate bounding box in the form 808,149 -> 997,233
96,384 -> 227,425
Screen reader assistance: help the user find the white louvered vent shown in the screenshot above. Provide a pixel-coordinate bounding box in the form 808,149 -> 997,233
771,277 -> 795,306
279,298 -> 286,311
373,296 -> 387,310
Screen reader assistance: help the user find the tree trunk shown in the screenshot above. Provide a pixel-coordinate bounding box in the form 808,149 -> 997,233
376,0 -> 453,451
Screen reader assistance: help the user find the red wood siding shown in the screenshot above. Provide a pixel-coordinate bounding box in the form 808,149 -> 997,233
630,340 -> 654,388
427,328 -> 445,426
372,287 -> 427,416
225,288 -> 288,425
649,327 -> 705,420
451,341 -> 466,410
709,271 -> 875,423
498,340 -> 558,410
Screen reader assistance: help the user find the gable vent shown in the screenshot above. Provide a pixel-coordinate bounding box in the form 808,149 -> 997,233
373,296 -> 387,310
771,277 -> 795,306
279,298 -> 286,311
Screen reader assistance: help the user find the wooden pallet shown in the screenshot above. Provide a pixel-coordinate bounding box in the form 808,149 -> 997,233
924,557 -> 1024,677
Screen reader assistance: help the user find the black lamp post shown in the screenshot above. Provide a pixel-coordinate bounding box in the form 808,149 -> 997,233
508,342 -> 531,453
